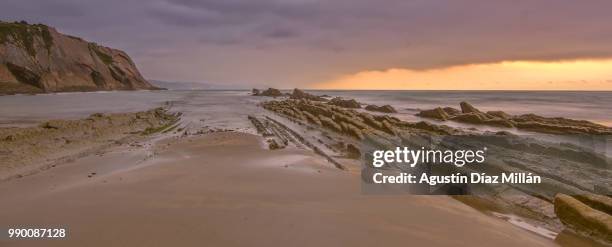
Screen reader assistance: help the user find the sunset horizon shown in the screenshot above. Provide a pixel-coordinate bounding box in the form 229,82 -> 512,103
313,59 -> 612,91
3,0 -> 612,90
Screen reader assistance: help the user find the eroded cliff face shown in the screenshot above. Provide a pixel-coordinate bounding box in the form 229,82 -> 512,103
0,21 -> 158,94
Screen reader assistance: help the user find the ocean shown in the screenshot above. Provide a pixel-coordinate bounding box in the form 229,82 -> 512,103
1,90 -> 611,130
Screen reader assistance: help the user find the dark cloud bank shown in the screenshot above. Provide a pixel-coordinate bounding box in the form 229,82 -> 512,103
2,0 -> 612,87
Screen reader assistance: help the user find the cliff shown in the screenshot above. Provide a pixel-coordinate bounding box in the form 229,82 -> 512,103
0,21 -> 159,95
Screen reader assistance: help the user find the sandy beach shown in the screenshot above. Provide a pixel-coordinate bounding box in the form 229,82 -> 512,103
1,131 -> 561,247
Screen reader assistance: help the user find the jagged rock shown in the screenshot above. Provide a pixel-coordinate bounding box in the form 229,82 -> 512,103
346,144 -> 361,159
417,107 -> 449,120
319,115 -> 342,133
487,110 -> 512,119
251,88 -> 260,95
344,123 -> 365,140
290,88 -> 327,101
296,102 -> 333,118
365,104 -> 397,113
554,193 -> 612,242
512,114 -> 612,135
261,99 -> 460,138
334,113 -> 368,130
484,118 -> 515,128
460,101 -> 482,114
381,120 -> 396,135
451,112 -> 511,127
442,107 -> 461,116
373,115 -> 401,125
302,111 -> 322,125
416,102 -> 611,134
255,88 -> 283,97
411,121 -> 455,135
422,106 -> 516,127
359,113 -> 383,129
329,97 -> 361,108
0,21 -> 158,94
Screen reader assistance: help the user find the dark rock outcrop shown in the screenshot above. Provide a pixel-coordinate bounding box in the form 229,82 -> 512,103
329,97 -> 361,108
460,101 -> 481,114
0,21 -> 158,94
416,107 -> 449,120
365,104 -> 397,113
290,88 -> 327,101
254,88 -> 283,97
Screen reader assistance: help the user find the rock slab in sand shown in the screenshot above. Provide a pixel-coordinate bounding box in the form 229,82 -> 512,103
554,193 -> 612,242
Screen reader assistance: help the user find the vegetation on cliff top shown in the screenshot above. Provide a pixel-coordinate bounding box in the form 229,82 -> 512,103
0,20 -> 54,57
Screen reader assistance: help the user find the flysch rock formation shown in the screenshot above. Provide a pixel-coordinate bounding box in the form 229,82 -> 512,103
0,21 -> 159,95
256,98 -> 611,243
0,107 -> 180,180
417,101 -> 612,135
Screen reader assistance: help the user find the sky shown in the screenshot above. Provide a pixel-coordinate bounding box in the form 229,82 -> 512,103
1,0 -> 612,90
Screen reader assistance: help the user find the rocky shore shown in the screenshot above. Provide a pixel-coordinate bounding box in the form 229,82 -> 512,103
417,101 -> 612,135
255,95 -> 611,244
0,107 -> 180,180
0,90 -> 608,246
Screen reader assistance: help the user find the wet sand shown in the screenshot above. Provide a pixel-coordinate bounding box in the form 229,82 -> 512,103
0,132 -> 556,247
0,108 -> 179,181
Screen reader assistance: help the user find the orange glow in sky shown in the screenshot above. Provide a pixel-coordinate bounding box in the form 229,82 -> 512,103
314,60 -> 612,90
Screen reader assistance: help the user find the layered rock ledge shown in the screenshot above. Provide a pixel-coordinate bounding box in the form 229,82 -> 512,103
417,101 -> 612,135
0,107 -> 180,180
554,193 -> 612,242
257,97 -> 611,243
